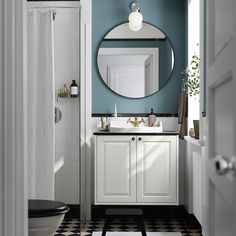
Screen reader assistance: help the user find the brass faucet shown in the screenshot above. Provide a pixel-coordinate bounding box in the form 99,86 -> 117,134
127,117 -> 145,127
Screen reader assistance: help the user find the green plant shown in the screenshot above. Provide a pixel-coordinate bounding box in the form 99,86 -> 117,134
181,53 -> 200,97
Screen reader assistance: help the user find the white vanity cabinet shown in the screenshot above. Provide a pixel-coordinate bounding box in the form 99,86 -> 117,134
94,134 -> 179,205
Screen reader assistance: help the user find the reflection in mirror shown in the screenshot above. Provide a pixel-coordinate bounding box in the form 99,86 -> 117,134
97,23 -> 174,98
98,48 -> 159,98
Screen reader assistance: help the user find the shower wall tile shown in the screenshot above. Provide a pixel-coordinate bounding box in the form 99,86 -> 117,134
56,130 -> 78,146
54,8 -> 80,205
56,160 -> 79,175
55,187 -> 79,204
55,100 -> 78,116
55,115 -> 79,131
55,147 -> 78,161
54,9 -> 79,28
54,34 -> 79,59
55,174 -> 70,187
55,74 -> 79,89
54,29 -> 79,42
55,173 -> 79,190
54,58 -> 79,79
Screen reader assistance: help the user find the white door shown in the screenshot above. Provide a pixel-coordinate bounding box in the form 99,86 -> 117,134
205,0 -> 236,235
95,135 -> 137,204
144,55 -> 159,95
108,65 -> 145,98
136,136 -> 178,204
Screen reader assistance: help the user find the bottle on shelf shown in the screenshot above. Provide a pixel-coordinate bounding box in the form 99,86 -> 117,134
70,80 -> 78,98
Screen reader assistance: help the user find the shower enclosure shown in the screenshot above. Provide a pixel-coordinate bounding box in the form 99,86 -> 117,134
27,0 -> 81,216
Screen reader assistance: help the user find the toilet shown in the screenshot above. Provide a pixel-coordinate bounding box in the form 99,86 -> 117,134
28,199 -> 70,236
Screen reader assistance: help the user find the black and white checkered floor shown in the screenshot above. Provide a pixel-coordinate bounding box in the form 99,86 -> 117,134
54,218 -> 202,236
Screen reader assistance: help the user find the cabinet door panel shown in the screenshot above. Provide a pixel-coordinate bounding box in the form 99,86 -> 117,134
137,136 -> 178,204
96,136 -> 136,203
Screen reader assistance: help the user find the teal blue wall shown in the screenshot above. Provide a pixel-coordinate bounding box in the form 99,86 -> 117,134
92,0 -> 187,113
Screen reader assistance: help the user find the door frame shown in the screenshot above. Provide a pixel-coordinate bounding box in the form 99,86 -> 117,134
0,0 -> 28,235
199,0 -> 207,234
79,0 -> 92,221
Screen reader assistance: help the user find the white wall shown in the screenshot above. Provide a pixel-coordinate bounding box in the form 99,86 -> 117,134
54,7 -> 80,204
188,0 -> 200,131
184,137 -> 206,227
184,0 -> 206,227
184,139 -> 202,213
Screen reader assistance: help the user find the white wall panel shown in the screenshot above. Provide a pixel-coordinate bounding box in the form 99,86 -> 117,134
54,7 -> 80,204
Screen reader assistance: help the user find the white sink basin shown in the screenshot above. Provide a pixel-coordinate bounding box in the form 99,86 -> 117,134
109,126 -> 163,133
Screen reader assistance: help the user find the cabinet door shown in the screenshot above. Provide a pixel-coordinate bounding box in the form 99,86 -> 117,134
137,136 -> 178,204
95,135 -> 136,204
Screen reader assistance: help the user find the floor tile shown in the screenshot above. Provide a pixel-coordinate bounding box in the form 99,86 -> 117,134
55,218 -> 202,236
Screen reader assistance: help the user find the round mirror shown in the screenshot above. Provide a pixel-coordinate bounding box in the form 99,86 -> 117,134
97,22 -> 175,98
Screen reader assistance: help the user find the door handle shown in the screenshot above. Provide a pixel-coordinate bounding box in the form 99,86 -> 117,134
138,137 -> 142,141
132,137 -> 135,141
215,155 -> 235,175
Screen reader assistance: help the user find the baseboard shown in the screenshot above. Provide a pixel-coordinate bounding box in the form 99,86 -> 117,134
184,213 -> 202,230
92,205 -> 186,219
64,204 -> 202,231
65,204 -> 80,218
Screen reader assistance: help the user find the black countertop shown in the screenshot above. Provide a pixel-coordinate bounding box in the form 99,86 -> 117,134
93,131 -> 179,136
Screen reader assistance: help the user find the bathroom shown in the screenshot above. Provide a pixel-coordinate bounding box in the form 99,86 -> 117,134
1,0 -> 236,236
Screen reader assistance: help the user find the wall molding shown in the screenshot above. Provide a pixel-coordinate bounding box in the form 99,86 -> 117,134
0,0 -> 28,235
80,0 -> 92,221
92,113 -> 179,117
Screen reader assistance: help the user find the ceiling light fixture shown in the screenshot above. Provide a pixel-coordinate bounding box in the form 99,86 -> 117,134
128,2 -> 143,32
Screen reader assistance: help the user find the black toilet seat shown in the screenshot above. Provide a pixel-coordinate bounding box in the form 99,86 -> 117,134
29,199 -> 70,218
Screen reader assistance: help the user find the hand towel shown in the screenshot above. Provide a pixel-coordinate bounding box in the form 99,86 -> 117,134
178,91 -> 187,139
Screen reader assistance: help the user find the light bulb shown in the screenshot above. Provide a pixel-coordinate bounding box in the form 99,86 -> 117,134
129,11 -> 143,26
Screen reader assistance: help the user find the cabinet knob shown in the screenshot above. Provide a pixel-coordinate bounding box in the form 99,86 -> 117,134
132,137 -> 135,141
138,137 -> 142,141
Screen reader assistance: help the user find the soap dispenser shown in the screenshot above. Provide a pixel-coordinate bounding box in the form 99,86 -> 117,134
148,108 -> 157,127
70,80 -> 78,98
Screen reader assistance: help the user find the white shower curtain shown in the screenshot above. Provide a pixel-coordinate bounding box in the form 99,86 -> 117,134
28,10 -> 55,200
